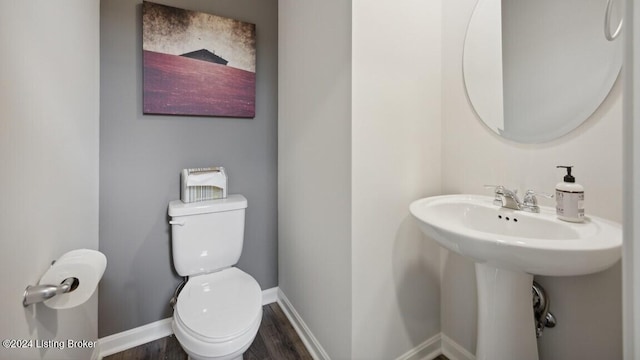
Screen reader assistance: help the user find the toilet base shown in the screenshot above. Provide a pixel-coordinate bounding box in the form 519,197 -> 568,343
188,355 -> 242,360
178,335 -> 249,360
172,306 -> 261,360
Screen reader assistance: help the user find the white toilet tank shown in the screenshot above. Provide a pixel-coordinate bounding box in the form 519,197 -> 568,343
168,194 -> 247,277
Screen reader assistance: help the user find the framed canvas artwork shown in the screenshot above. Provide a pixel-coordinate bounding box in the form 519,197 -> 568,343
142,1 -> 256,118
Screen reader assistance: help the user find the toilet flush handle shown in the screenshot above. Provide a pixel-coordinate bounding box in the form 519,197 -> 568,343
169,220 -> 185,226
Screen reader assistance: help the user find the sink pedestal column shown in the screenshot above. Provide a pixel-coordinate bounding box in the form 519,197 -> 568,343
475,263 -> 538,360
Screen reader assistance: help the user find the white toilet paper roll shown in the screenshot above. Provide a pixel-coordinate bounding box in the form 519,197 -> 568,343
39,249 -> 107,310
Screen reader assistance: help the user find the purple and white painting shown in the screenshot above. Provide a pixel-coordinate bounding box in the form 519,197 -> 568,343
142,1 -> 256,118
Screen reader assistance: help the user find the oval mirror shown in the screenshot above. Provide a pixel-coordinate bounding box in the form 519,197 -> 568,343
463,0 -> 623,143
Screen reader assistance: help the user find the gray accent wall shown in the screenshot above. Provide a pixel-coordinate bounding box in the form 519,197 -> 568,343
99,0 -> 278,337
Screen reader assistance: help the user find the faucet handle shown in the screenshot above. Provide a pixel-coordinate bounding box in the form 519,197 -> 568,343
524,189 -> 553,200
522,189 -> 553,213
484,185 -> 506,206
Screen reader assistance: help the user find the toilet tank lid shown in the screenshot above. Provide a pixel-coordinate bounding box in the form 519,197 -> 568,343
169,194 -> 247,217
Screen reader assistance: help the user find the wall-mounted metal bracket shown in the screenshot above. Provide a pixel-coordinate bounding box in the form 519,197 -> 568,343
23,277 -> 79,307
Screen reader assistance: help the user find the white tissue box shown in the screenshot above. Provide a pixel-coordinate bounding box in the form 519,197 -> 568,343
181,167 -> 228,203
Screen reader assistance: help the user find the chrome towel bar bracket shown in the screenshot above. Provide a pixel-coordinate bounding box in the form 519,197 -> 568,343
23,277 -> 79,307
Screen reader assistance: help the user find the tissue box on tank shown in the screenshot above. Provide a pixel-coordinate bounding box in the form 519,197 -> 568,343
181,167 -> 228,203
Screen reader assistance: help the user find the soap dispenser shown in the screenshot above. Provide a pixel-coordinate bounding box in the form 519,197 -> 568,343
555,166 -> 584,222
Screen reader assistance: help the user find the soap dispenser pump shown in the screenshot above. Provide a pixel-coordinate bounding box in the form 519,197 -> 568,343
555,166 -> 584,222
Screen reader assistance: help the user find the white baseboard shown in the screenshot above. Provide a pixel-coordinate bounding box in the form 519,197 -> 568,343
262,286 -> 278,305
97,286 -> 279,359
96,286 -> 475,360
97,317 -> 173,359
395,333 -> 442,360
91,347 -> 100,360
441,333 -> 475,360
275,289 -> 475,360
276,289 -> 331,360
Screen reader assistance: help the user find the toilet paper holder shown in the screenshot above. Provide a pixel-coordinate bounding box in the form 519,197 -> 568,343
23,276 -> 79,307
23,249 -> 107,309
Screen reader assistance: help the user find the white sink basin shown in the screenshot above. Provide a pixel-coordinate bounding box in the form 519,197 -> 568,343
410,194 -> 621,276
409,194 -> 622,360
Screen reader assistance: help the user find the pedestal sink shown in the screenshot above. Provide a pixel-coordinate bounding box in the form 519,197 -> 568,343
409,194 -> 622,360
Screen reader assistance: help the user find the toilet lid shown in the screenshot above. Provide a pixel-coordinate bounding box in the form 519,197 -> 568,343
176,267 -> 262,342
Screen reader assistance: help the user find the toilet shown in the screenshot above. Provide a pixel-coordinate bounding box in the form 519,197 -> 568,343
168,194 -> 262,360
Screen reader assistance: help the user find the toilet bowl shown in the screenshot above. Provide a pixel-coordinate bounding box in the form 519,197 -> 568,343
172,268 -> 262,360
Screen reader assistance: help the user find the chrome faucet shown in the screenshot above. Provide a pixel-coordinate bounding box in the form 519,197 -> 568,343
485,186 -> 553,213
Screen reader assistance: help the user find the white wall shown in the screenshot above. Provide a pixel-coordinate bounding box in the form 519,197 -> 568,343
442,0 -> 623,358
279,0 -> 443,358
0,1 -> 100,359
623,0 -> 640,358
278,0 -> 353,358
351,0 -> 442,358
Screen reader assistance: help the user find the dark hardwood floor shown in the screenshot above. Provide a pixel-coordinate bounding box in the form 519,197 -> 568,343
104,303 -> 312,360
104,302 -> 450,360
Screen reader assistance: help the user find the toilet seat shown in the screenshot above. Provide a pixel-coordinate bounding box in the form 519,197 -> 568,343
175,267 -> 262,343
